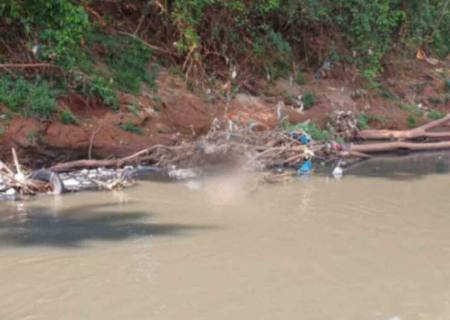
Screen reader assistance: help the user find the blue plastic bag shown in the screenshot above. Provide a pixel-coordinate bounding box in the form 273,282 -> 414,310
297,159 -> 313,175
299,133 -> 311,145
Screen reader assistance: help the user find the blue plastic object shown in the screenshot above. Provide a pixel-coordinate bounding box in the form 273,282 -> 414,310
297,160 -> 313,175
299,133 -> 311,145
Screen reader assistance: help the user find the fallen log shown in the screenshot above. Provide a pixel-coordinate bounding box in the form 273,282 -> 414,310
358,114 -> 450,140
50,144 -> 176,172
347,140 -> 450,154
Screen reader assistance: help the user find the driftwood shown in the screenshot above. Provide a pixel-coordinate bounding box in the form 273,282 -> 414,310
50,126 -> 310,173
50,144 -> 176,172
49,114 -> 450,175
347,140 -> 450,154
0,148 -> 53,195
345,114 -> 450,155
358,114 -> 450,140
5,113 -> 450,189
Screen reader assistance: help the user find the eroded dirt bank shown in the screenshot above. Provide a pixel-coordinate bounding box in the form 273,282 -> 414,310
1,56 -> 449,168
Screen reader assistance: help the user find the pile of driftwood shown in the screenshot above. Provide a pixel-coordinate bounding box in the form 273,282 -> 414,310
346,114 -> 450,156
3,115 -> 450,197
49,114 -> 450,173
49,123 -> 314,173
0,148 -> 136,197
0,149 -> 53,196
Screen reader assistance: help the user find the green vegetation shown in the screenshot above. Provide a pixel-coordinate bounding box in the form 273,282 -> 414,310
281,120 -> 331,142
72,33 -> 158,110
2,1 -> 449,81
400,103 -> 423,116
89,34 -> 157,94
356,114 -> 370,130
120,122 -> 143,135
0,0 -> 90,68
170,0 -> 450,84
0,76 -> 56,119
0,1 -> 449,118
60,110 -> 78,125
302,92 -> 316,110
407,114 -> 417,128
400,102 -> 447,122
427,110 -> 446,120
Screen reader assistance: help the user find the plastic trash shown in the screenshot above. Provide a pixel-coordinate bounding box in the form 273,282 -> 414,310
299,133 -> 311,145
63,178 -> 81,189
332,165 -> 343,178
330,141 -> 343,152
5,188 -> 16,196
290,131 -> 312,145
168,168 -> 198,180
303,147 -> 315,159
297,160 -> 313,175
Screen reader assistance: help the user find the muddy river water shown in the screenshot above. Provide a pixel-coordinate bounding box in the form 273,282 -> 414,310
1,155 -> 450,320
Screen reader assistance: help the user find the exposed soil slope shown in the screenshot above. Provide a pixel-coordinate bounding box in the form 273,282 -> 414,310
0,56 -> 449,168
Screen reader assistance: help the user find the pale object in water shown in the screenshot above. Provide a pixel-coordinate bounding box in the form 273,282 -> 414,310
168,168 -> 198,180
63,178 -> 81,188
14,172 -> 25,182
185,180 -> 202,190
332,165 -> 343,178
5,188 -> 16,196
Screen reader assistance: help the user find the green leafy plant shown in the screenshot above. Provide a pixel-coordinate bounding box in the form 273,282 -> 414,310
0,76 -> 56,119
96,34 -> 156,94
400,103 -> 423,116
357,114 -> 370,130
427,110 -> 446,120
1,0 -> 90,68
86,75 -> 119,110
120,122 -> 143,135
2,0 -> 449,105
407,114 -> 417,128
60,110 -> 78,124
281,120 -> 331,142
302,92 -> 316,110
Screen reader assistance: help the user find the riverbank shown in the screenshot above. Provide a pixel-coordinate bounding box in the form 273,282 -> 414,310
1,54 -> 449,170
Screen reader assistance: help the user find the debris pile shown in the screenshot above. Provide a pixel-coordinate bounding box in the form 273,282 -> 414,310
326,110 -> 359,140
49,120 -> 314,174
0,149 -> 141,199
4,113 -> 450,199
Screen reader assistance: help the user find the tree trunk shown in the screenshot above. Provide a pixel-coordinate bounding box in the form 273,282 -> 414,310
358,114 -> 450,140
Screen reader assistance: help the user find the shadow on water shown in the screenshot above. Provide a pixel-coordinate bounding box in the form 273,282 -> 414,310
342,151 -> 450,181
0,203 -> 219,248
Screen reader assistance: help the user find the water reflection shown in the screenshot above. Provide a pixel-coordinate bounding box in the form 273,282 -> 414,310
345,151 -> 450,180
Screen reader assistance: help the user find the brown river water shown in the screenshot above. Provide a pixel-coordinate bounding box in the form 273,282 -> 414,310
1,155 -> 450,320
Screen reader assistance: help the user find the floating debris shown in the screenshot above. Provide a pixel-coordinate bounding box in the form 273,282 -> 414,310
332,163 -> 343,178
297,159 -> 313,175
168,168 -> 199,180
